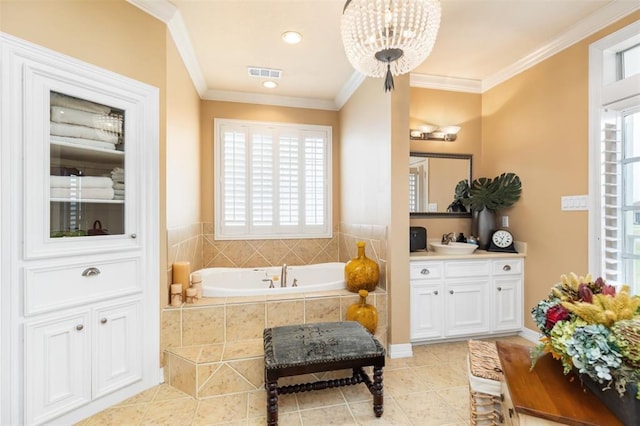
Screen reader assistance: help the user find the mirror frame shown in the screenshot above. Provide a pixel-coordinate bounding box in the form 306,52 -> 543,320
409,152 -> 473,218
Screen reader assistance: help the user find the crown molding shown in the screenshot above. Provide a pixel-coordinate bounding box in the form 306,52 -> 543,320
481,0 -> 640,92
202,89 -> 339,111
334,71 -> 366,109
128,0 -> 207,95
127,0 -> 176,23
409,74 -> 482,93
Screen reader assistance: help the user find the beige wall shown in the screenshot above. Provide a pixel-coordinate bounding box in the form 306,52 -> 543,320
389,75 -> 411,345
409,88 -> 482,238
339,78 -> 391,226
482,12 -> 640,331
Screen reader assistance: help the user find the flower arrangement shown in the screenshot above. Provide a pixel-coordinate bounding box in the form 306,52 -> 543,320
531,273 -> 640,400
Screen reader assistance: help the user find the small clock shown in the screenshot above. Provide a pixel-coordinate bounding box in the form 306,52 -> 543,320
487,229 -> 518,253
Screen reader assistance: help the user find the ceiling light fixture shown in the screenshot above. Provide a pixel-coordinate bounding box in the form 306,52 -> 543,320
281,31 -> 303,44
263,80 -> 278,89
341,0 -> 442,92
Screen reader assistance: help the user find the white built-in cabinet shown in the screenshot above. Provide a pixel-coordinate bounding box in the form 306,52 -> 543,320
0,33 -> 159,425
410,256 -> 523,342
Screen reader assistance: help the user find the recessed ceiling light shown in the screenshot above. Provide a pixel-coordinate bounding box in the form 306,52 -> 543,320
281,31 -> 302,44
263,80 -> 278,89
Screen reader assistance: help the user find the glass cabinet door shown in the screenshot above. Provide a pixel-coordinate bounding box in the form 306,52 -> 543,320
49,91 -> 126,238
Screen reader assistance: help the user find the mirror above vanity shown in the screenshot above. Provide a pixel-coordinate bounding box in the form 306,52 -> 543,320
409,152 -> 472,217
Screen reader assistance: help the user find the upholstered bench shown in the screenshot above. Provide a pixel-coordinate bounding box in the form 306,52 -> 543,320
263,321 -> 385,425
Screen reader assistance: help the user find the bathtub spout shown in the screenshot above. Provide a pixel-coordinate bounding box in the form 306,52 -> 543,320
281,264 -> 287,287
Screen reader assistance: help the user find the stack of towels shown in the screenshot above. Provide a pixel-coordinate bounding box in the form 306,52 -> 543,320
50,92 -> 123,150
111,167 -> 125,200
50,175 -> 114,200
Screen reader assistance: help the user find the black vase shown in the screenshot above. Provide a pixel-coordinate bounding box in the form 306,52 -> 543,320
472,208 -> 496,250
579,373 -> 639,425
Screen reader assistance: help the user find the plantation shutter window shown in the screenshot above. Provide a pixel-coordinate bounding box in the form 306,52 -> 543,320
214,119 -> 332,240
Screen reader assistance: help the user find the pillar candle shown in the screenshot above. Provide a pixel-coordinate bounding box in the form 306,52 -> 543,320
170,283 -> 182,307
172,261 -> 191,299
191,272 -> 203,299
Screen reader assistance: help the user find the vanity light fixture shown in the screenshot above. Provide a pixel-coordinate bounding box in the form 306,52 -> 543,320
410,125 -> 461,141
281,31 -> 303,44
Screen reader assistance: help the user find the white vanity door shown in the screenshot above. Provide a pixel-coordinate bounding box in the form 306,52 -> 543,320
444,278 -> 491,337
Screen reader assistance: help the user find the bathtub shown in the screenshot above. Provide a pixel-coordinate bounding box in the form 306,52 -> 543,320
199,262 -> 347,297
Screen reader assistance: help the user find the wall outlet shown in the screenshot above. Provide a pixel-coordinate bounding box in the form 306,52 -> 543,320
501,215 -> 509,227
428,203 -> 438,212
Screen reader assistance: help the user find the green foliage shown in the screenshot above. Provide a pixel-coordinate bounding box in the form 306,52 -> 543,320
458,172 -> 522,211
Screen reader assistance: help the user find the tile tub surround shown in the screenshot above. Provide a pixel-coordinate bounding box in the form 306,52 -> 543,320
78,336 -> 534,425
160,289 -> 388,398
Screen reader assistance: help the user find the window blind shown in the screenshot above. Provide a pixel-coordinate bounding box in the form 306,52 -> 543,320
215,119 -> 331,239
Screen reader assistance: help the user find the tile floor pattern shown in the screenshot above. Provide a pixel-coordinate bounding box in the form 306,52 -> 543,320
76,335 -> 532,426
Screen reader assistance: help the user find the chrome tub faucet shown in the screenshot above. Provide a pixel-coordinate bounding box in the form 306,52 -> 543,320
281,264 -> 287,287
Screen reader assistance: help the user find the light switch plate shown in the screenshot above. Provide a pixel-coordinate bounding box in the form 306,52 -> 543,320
561,195 -> 588,211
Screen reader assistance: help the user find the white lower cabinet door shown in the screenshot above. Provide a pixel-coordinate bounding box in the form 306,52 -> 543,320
25,310 -> 92,425
410,283 -> 444,340
493,277 -> 523,332
93,300 -> 142,398
444,278 -> 491,337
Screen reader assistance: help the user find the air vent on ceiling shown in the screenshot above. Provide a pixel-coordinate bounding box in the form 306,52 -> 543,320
247,67 -> 282,79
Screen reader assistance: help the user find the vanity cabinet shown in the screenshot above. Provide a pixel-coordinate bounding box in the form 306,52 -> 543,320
410,256 -> 523,342
1,34 -> 159,425
24,299 -> 141,425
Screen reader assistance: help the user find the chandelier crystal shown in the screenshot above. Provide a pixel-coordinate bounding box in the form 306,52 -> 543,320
341,0 -> 442,91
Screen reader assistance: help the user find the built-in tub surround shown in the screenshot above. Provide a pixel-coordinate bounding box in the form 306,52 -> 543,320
160,288 -> 388,398
200,262 -> 346,297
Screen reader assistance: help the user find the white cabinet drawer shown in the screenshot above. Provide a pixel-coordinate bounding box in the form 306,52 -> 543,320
445,260 -> 490,277
493,259 -> 523,275
410,262 -> 442,280
24,257 -> 141,315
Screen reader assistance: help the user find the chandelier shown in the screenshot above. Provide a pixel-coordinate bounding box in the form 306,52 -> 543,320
341,0 -> 441,92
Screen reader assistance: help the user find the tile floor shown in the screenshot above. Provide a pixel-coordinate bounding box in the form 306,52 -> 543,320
77,335 -> 533,426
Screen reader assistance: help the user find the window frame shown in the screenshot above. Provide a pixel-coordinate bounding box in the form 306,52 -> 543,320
213,118 -> 332,240
589,21 -> 640,293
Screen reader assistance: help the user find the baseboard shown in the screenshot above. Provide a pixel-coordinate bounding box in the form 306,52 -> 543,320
388,343 -> 413,359
518,327 -> 541,343
158,367 -> 165,383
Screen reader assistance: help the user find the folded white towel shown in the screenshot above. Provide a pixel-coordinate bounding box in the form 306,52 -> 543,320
113,195 -> 125,201
50,122 -> 119,144
51,135 -> 116,151
111,167 -> 124,174
50,187 -> 115,200
113,183 -> 125,190
114,189 -> 125,196
50,92 -> 111,114
50,175 -> 113,189
51,106 -> 122,134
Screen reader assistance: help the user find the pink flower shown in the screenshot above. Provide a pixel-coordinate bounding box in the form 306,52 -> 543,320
602,285 -> 616,296
545,304 -> 570,330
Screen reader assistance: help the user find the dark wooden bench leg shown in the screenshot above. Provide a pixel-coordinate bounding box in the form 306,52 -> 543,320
266,380 -> 278,425
372,366 -> 384,417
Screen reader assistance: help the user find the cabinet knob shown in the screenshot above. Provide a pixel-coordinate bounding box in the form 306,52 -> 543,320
81,267 -> 101,277
76,324 -> 84,331
449,290 -> 454,295
420,268 -> 430,275
100,318 -> 108,324
497,286 -> 502,291
433,290 -> 438,295
503,264 -> 511,271
130,233 -> 137,239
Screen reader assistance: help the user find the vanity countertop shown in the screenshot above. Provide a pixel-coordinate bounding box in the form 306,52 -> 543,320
410,241 -> 527,260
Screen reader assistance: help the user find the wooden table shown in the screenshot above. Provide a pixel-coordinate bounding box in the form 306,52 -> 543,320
496,341 -> 622,426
